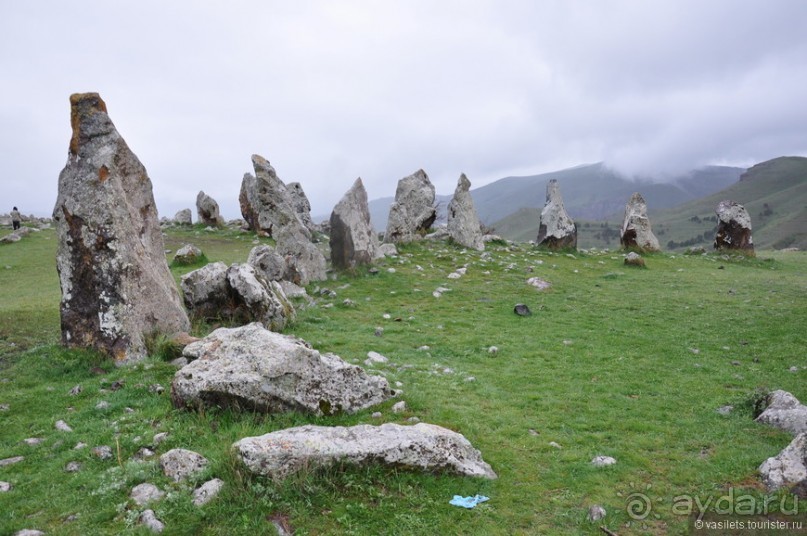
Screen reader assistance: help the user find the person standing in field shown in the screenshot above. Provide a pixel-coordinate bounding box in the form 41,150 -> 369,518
10,207 -> 21,230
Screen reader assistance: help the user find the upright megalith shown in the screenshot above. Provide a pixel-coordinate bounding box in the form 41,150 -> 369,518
714,200 -> 754,255
620,192 -> 660,252
384,169 -> 436,244
536,180 -> 577,250
250,154 -> 308,238
239,173 -> 259,231
196,191 -> 224,227
330,178 -> 379,270
52,93 -> 190,362
287,182 -> 317,234
447,174 -> 484,251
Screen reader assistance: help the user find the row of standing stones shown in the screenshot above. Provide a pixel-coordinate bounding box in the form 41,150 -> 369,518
3,92 -> 775,533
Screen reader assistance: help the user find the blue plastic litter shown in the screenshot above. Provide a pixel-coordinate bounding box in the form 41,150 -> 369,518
450,495 -> 490,509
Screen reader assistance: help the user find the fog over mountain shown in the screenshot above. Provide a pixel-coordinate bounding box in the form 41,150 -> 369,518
1,1 -> 806,219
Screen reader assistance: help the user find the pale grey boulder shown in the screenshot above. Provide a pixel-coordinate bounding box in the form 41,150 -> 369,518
536,180 -> 576,250
447,174 -> 484,251
756,390 -> 807,436
759,432 -> 807,491
138,509 -> 165,533
247,245 -> 287,282
174,208 -> 192,225
330,178 -> 379,270
620,192 -> 660,252
233,422 -> 497,482
173,244 -> 204,265
275,225 -> 327,286
196,191 -> 224,227
192,478 -> 225,506
384,169 -> 437,244
180,262 -> 294,331
130,483 -> 165,506
52,92 -> 190,363
172,323 -> 394,415
159,448 -> 209,483
714,200 -> 754,255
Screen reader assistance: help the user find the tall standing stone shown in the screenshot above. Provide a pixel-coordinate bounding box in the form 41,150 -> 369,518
330,178 -> 379,270
447,174 -> 484,251
239,173 -> 259,231
250,154 -> 308,238
52,93 -> 190,362
196,191 -> 224,227
536,180 -> 577,250
620,192 -> 660,252
384,169 -> 436,244
714,200 -> 754,255
287,182 -> 317,234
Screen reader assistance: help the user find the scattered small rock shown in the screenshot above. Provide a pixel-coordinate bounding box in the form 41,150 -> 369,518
159,448 -> 209,482
13,530 -> 45,536
92,446 -> 113,460
23,438 -> 44,446
0,456 -> 24,467
624,252 -> 646,267
55,420 -> 73,432
392,401 -> 407,413
0,404 -> 8,411
139,509 -> 165,533
130,483 -> 165,506
488,346 -> 499,355
65,461 -> 82,473
371,412 -> 383,418
587,505 -> 607,521
192,478 -> 225,506
95,401 -> 110,410
149,384 -> 165,394
591,455 -> 617,467
69,384 -> 82,396
514,303 -> 532,316
74,442 -> 87,450
153,432 -> 169,446
374,327 -> 384,337
549,442 -> 562,449
526,277 -> 551,290
364,351 -> 389,366
716,405 -> 734,416
0,481 -> 12,492
134,447 -> 156,461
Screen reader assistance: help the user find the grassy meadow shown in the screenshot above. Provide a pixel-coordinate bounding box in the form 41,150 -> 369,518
1,224 -> 806,535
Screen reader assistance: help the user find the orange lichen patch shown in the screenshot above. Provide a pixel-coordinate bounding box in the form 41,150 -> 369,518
99,165 -> 110,183
69,92 -> 108,154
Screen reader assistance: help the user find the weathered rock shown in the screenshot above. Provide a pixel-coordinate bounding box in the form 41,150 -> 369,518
247,245 -> 287,282
536,180 -> 577,250
759,432 -> 807,491
192,478 -> 225,506
275,225 -> 327,286
172,323 -> 394,415
13,530 -> 45,536
180,262 -> 294,331
287,182 -> 317,233
384,169 -> 437,244
756,390 -> 807,436
250,155 -> 309,238
174,209 -> 192,226
234,422 -> 497,481
620,192 -> 660,252
447,174 -> 484,251
0,481 -> 11,492
139,509 -> 165,533
159,448 -> 208,482
52,93 -> 190,362
196,191 -> 224,227
130,483 -> 165,506
0,232 -> 22,244
591,455 -> 617,467
91,445 -> 113,460
527,277 -> 551,290
55,420 -> 73,432
624,251 -> 646,267
239,172 -> 260,231
587,505 -> 607,522
714,200 -> 754,255
330,178 -> 379,270
514,304 -> 532,316
172,244 -> 204,265
0,456 -> 24,467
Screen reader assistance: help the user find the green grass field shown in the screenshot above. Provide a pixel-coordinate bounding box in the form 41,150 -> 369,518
1,225 -> 806,535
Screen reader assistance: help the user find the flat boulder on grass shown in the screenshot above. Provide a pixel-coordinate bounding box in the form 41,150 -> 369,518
756,390 -> 807,436
172,323 -> 394,415
233,422 -> 497,482
758,432 -> 807,491
172,244 -> 204,265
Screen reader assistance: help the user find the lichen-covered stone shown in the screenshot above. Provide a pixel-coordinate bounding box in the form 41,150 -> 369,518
756,390 -> 807,436
620,192 -> 660,252
172,323 -> 394,415
330,178 -> 379,269
759,432 -> 807,490
447,174 -> 484,251
233,422 -> 497,481
714,200 -> 754,255
52,93 -> 190,362
536,180 -> 576,250
384,169 -> 436,244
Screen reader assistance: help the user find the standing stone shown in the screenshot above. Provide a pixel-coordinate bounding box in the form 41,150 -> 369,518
536,180 -> 577,250
239,173 -> 259,232
714,200 -> 754,255
384,169 -> 437,244
52,93 -> 190,363
447,174 -> 484,251
196,191 -> 224,227
275,225 -> 327,286
174,209 -> 192,226
250,155 -> 309,238
330,178 -> 379,270
620,192 -> 660,252
287,182 -> 317,234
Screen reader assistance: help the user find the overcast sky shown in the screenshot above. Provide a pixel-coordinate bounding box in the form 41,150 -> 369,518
1,0 -> 806,220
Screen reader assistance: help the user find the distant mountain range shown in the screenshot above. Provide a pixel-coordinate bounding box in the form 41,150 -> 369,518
366,162 -> 743,230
